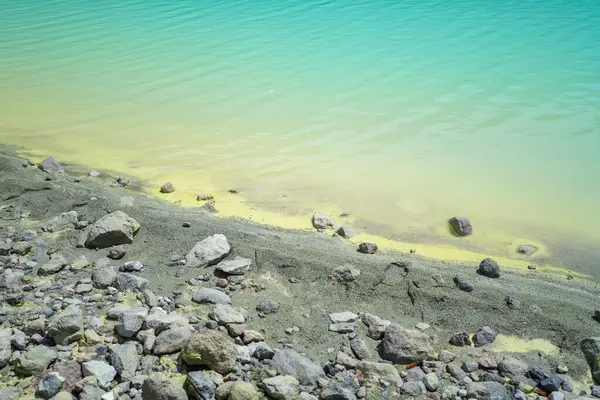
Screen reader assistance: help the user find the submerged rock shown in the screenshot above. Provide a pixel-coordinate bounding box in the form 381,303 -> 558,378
185,234 -> 231,267
517,245 -> 538,255
449,217 -> 473,236
85,211 -> 140,249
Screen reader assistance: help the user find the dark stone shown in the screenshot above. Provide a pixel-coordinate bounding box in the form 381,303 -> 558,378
256,300 -> 279,314
473,327 -> 496,347
540,375 -> 563,393
358,242 -> 377,254
449,331 -> 472,347
160,182 -> 175,194
504,296 -> 521,309
449,217 -> 473,236
453,275 -> 473,292
38,157 -> 64,173
562,379 -> 573,392
185,371 -> 216,400
477,258 -> 500,278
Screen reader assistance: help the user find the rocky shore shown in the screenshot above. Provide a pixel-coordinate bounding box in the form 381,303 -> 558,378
2,151 -> 600,400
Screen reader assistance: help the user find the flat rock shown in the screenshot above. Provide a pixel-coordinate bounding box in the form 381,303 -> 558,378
38,254 -> 69,276
116,307 -> 149,338
271,348 -> 326,386
142,374 -> 187,400
14,345 -> 58,376
41,211 -> 78,233
153,326 -> 192,355
329,312 -> 358,324
185,234 -> 231,267
192,288 -> 231,305
210,304 -> 245,325
449,217 -> 473,236
262,375 -> 300,400
85,211 -> 141,249
47,304 -> 84,345
350,337 -> 371,360
216,257 -> 251,275
82,360 -> 117,387
182,331 -> 237,373
478,258 -> 500,278
329,323 -> 356,333
377,323 -> 434,364
109,342 -> 139,381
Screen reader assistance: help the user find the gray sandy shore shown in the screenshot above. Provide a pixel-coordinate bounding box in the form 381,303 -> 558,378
2,149 -> 600,399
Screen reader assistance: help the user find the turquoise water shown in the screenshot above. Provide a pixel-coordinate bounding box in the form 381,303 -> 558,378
1,0 -> 600,269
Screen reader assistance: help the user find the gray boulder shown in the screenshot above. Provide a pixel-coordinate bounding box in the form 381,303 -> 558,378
0,387 -> 19,400
41,211 -> 78,233
498,357 -> 528,377
320,371 -> 358,400
38,157 -> 64,173
216,257 -> 251,275
256,299 -> 279,315
110,342 -> 139,380
449,217 -> 473,236
358,242 -> 378,254
262,375 -> 300,400
210,304 -> 245,325
81,360 -> 117,387
478,258 -> 500,278
144,309 -> 187,334
361,313 -> 391,340
356,361 -> 403,387
114,272 -> 149,292
79,386 -> 106,400
401,381 -> 426,396
581,337 -> 600,383
182,331 -> 237,374
311,213 -> 335,229
248,342 -> 275,360
153,326 -> 192,355
185,234 -> 231,267
467,381 -> 507,400
423,372 -> 440,391
142,374 -> 187,400
377,323 -> 434,364
36,372 -> 65,399
185,371 -> 216,400
192,288 -> 231,305
473,326 -> 496,347
331,264 -> 361,283
116,307 -> 149,338
335,226 -> 355,239
92,266 -> 117,289
47,304 -> 84,345
271,349 -> 326,386
38,254 -> 69,276
0,329 -> 10,368
85,211 -> 140,249
14,346 -> 58,376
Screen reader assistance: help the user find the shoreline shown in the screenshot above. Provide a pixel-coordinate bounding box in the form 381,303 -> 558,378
11,145 -> 593,282
1,149 -> 600,398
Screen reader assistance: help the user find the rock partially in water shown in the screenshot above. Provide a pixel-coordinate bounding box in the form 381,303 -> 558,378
449,217 -> 473,236
517,245 -> 538,256
159,182 -> 174,194
478,258 -> 500,278
311,213 -> 335,230
38,157 -> 64,173
85,211 -> 140,249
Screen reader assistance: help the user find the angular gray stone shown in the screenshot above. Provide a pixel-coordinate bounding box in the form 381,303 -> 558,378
142,374 -> 187,400
38,157 -> 64,173
11,329 -> 27,350
467,381 -> 507,400
38,254 -> 69,276
79,386 -> 106,400
498,357 -> 528,377
449,217 -> 473,236
85,211 -> 141,249
356,361 -> 403,387
262,375 -> 300,400
335,226 -> 355,239
311,213 -> 335,229
142,288 -> 159,308
185,371 -> 216,400
192,288 -> 231,305
350,337 -> 371,360
0,329 -> 10,368
114,272 -> 149,292
329,312 -> 358,324
582,337 -> 600,384
423,372 -> 440,391
271,349 -> 326,386
91,267 -> 117,289
14,346 -> 58,376
82,360 -> 117,387
36,372 -> 65,399
329,323 -> 356,333
401,381 -> 426,396
47,304 -> 84,345
478,258 -> 500,278
116,307 -> 149,338
256,299 -> 279,314
361,313 -> 390,340
377,323 -> 434,364
144,309 -> 187,334
109,342 -> 139,380
153,326 -> 192,355
41,211 -> 78,233
248,342 -> 275,360
210,304 -> 245,325
473,326 -> 496,347
331,264 -> 361,283
185,234 -> 231,268
320,371 -> 359,400
75,283 -> 93,294
358,242 -> 377,254
182,331 -> 237,374
216,257 -> 251,275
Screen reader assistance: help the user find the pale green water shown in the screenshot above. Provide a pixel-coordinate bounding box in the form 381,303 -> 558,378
1,1 -> 600,271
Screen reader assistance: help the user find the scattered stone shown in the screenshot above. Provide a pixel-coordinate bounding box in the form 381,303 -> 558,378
358,242 -> 377,254
330,264 -> 361,282
89,170 -> 101,177
14,346 -> 58,376
448,217 -> 473,236
85,211 -> 141,249
80,385 -> 107,400
107,246 -> 126,260
473,326 -> 496,347
557,365 -> 568,374
159,182 -> 174,193
216,257 -> 251,275
312,213 -> 335,229
424,372 -> 440,391
0,329 -> 10,368
153,326 -> 192,355
321,370 -> 359,399
361,313 -> 391,340
329,311 -> 358,324
36,372 -> 65,399
182,331 -> 237,373
228,381 -> 259,400
197,194 -> 214,201
377,323 -> 433,364
453,275 -> 474,292
38,254 -> 69,275
350,337 -> 371,360
47,304 -> 84,345
248,342 -> 275,360
335,226 -> 355,239
121,260 -> 143,272
242,330 -> 264,344
256,299 -> 279,314
401,381 -> 426,396
109,342 -> 139,380
144,308 -> 187,334
92,267 -> 117,289
504,295 -> 521,309
478,355 -> 497,369
271,349 -> 326,386
517,245 -> 538,255
82,360 -> 117,387
478,258 -> 500,278
449,331 -> 472,347
142,374 -> 187,400
185,371 -> 216,400
262,375 -> 300,400
528,264 -> 537,270
70,256 -> 90,271
116,307 -> 149,338
38,157 -> 64,173
114,272 -> 149,292
467,381 -> 507,400
185,234 -> 231,267
329,323 -> 356,333
210,304 -> 245,325
357,361 -> 403,387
